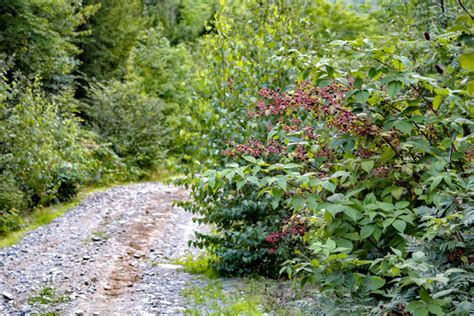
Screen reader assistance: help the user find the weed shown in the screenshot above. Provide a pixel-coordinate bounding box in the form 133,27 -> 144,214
172,253 -> 219,278
83,230 -> 109,245
27,286 -> 68,306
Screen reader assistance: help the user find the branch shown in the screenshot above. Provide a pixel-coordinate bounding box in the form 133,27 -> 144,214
458,0 -> 474,20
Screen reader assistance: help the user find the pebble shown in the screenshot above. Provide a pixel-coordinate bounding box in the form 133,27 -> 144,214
0,183 -> 205,314
1,292 -> 14,301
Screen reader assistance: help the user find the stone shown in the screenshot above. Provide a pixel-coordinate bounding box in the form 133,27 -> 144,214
2,291 -> 14,301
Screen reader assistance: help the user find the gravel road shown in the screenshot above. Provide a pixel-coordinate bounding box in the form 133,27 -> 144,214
0,182 -> 205,315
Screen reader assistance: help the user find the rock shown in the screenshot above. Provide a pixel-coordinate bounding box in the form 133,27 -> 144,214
82,256 -> 91,260
2,291 -> 14,301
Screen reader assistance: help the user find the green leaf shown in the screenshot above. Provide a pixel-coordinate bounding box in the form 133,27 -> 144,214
380,146 -> 396,162
236,179 -> 247,190
433,95 -> 444,110
392,219 -> 406,233
355,90 -> 369,103
460,52 -> 474,71
427,304 -> 443,315
390,246 -> 402,257
343,206 -> 360,221
276,176 -> 287,191
387,81 -> 402,99
360,225 -> 375,239
243,155 -> 257,163
325,204 -> 345,216
283,163 -> 301,169
361,160 -> 374,173
322,181 -> 336,193
407,301 -> 429,316
376,201 -> 395,211
247,176 -> 260,185
307,194 -> 318,211
395,201 -> 410,209
390,186 -> 404,200
367,276 -> 385,291
466,80 -> 474,95
291,196 -> 306,211
429,176 -> 443,192
394,120 -> 413,134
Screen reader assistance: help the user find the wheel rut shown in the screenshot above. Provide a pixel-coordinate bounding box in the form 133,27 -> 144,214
0,182 -> 203,314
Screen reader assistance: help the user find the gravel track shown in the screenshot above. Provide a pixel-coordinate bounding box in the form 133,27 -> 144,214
0,182 -> 204,315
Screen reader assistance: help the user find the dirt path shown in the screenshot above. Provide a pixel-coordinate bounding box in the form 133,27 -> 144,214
0,182 -> 204,314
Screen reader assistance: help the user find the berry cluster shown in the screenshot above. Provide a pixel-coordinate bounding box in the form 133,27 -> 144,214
225,81 -> 388,163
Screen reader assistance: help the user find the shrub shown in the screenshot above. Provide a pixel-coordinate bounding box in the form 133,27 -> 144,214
83,81 -> 171,178
0,73 -> 93,228
181,1 -> 473,313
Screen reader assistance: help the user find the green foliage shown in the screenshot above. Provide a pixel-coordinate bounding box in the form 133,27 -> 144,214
83,81 -> 171,179
0,74 -> 94,227
0,0 -> 210,238
145,0 -> 218,45
181,0 -> 474,313
78,0 -> 147,80
182,275 -> 313,315
182,0 -> 376,164
126,27 -> 194,104
0,0 -> 96,87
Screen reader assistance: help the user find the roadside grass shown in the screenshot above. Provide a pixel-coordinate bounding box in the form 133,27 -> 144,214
0,186 -> 108,248
182,275 -> 313,315
0,167 -> 180,249
174,253 -> 315,315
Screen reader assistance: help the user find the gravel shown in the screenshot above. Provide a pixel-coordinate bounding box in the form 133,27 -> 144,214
0,182 -> 206,314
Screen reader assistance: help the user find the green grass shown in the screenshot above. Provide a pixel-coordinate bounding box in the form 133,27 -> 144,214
175,253 -> 314,315
0,186 -> 108,248
182,276 -> 312,315
28,285 -> 68,306
0,167 -> 181,249
172,253 -> 219,278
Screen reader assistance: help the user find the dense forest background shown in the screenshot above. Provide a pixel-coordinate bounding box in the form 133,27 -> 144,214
1,0 -> 473,314
0,0 -> 216,227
